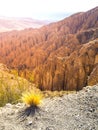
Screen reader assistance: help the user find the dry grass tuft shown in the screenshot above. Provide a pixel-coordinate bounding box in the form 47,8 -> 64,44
21,91 -> 43,107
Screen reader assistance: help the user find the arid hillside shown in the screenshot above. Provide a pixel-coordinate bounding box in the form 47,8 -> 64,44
0,7 -> 98,90
0,84 -> 98,130
0,16 -> 48,32
0,63 -> 40,107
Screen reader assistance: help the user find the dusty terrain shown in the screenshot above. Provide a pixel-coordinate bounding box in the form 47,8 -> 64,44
0,84 -> 98,130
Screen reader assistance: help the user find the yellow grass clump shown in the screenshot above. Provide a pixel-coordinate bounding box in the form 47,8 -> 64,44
21,91 -> 43,106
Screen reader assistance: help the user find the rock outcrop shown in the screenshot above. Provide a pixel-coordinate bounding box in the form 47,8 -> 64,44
34,39 -> 98,90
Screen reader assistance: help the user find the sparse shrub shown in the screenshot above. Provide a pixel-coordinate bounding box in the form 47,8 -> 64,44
21,91 -> 43,107
0,70 -> 38,107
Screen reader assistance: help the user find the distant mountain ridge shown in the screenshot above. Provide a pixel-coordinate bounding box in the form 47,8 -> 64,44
0,16 -> 49,32
0,7 -> 98,91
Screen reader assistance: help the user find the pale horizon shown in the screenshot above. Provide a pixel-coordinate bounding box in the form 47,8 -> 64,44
0,0 -> 97,21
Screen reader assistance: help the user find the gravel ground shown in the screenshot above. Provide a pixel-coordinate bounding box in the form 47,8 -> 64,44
0,85 -> 98,130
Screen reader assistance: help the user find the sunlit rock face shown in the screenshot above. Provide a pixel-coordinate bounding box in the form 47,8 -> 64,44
0,7 -> 98,90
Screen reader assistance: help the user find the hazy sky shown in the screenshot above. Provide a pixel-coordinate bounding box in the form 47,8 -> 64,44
0,0 -> 97,21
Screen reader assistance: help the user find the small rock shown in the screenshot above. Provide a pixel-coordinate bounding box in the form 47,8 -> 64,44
46,126 -> 55,130
89,108 -> 95,112
28,121 -> 33,125
5,103 -> 12,108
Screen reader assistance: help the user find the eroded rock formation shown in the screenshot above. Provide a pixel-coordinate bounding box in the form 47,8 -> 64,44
0,7 -> 98,90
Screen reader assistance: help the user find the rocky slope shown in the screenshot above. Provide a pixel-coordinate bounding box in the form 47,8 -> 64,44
0,16 -> 48,32
0,7 -> 98,90
0,84 -> 98,130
